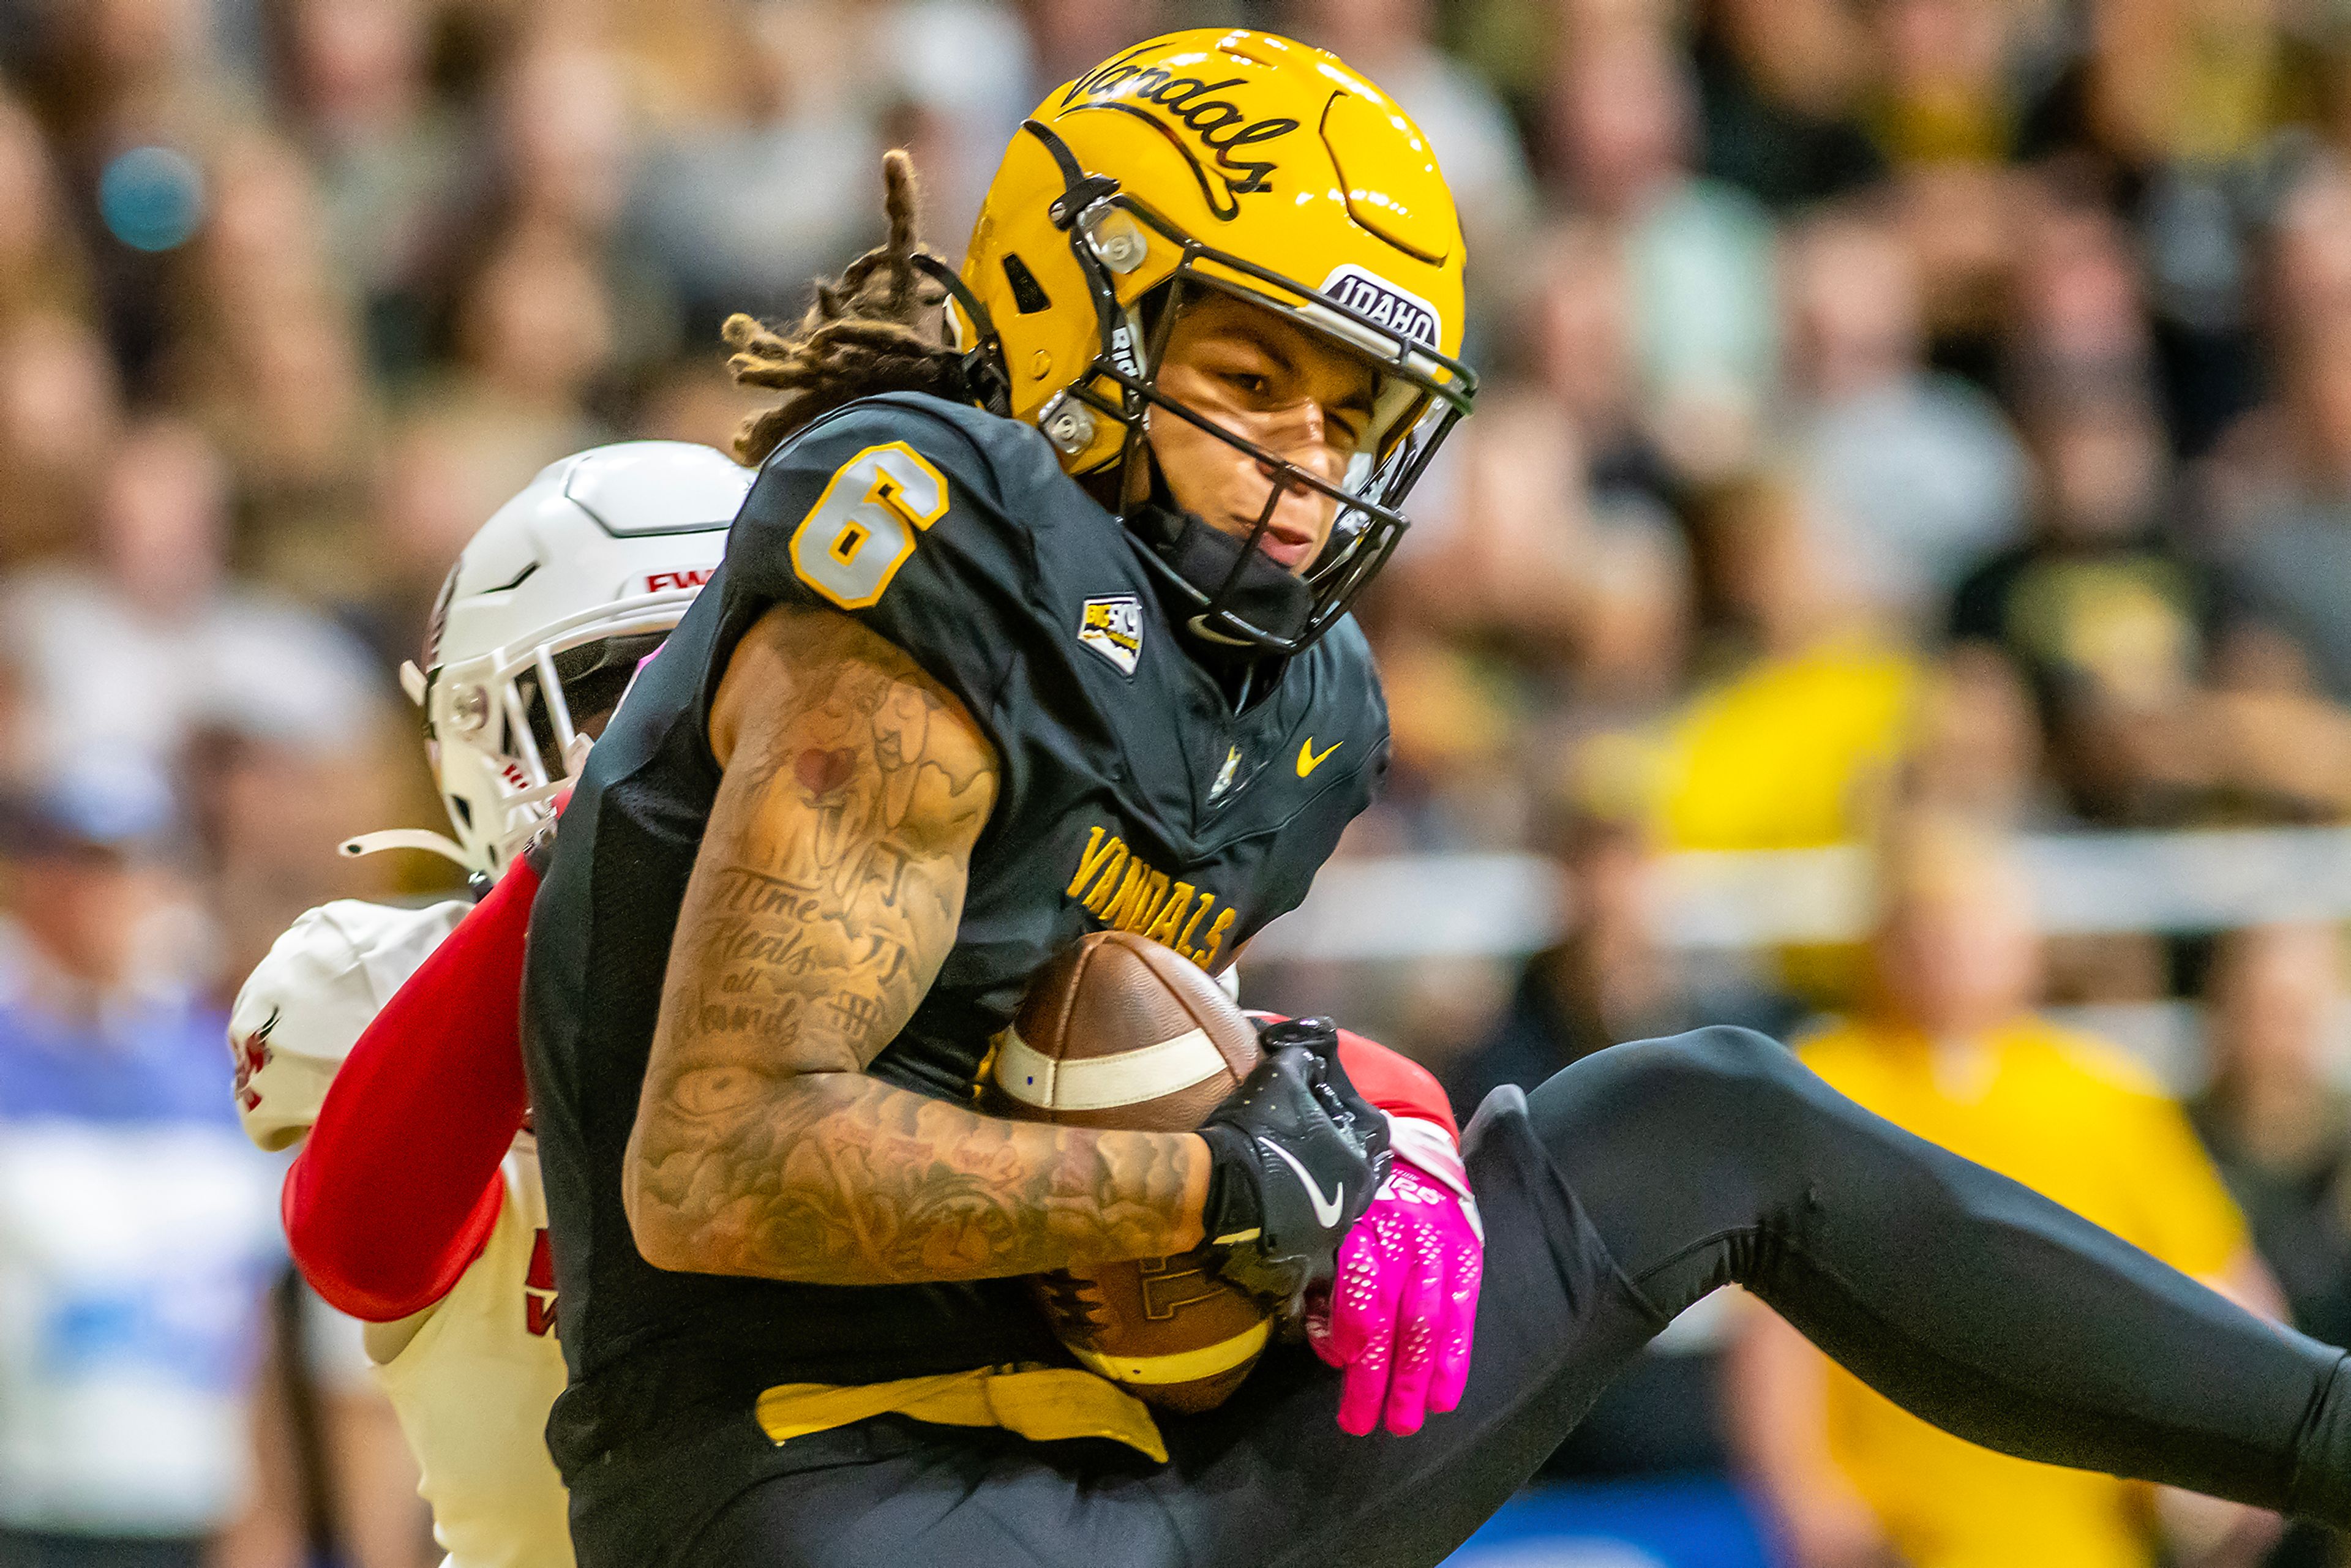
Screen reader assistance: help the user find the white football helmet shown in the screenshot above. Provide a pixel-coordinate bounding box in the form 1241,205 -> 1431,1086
344,441 -> 751,876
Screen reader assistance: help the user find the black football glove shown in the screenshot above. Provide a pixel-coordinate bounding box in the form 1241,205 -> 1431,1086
1197,1017 -> 1391,1306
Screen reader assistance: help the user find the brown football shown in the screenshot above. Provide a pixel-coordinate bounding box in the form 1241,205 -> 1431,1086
992,929 -> 1267,1412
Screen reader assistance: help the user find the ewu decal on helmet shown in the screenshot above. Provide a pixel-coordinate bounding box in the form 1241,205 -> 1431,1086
344,441 -> 752,877
939,28 -> 1478,655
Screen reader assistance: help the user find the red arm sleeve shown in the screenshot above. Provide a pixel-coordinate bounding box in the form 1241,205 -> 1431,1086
283,856 -> 539,1322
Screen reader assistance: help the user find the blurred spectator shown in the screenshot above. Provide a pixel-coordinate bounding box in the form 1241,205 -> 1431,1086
2019,0 -> 2319,451
1865,0 -> 2023,168
17,0 -> 226,162
490,41 -> 636,243
1523,219 -> 1679,515
179,132 -> 348,372
625,1 -> 888,334
168,135 -> 377,556
2192,924 -> 2351,1348
1949,384 -> 2213,821
626,354 -> 774,456
1692,0 -> 1884,210
1954,380 -> 2351,824
288,1291 -> 435,1568
1445,800 -> 1791,1111
268,0 -> 466,378
430,220 -> 613,460
1655,474 -> 1917,852
1390,385 -> 1691,710
1902,643 -> 2050,823
26,0 -> 238,383
1728,814 -> 2279,1568
626,0 -> 1028,306
2005,182 -> 2154,411
0,775 -> 282,1566
473,40 -> 691,383
876,2 -> 1035,253
1014,0 -> 1174,107
2191,921 -> 2351,1568
2209,186 -> 2351,700
182,720 -> 407,1013
1543,23 -> 1779,478
0,418 -> 383,787
0,96 -> 91,328
1887,157 -> 2014,384
0,313 -> 121,566
1781,204 -> 2028,620
602,0 -> 763,132
1350,627 -> 1529,853
336,411 -> 519,673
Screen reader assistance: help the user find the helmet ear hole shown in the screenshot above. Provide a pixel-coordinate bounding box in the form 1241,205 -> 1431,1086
1002,254 -> 1052,314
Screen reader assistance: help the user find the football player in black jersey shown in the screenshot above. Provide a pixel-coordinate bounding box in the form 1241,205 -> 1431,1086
522,31 -> 2351,1568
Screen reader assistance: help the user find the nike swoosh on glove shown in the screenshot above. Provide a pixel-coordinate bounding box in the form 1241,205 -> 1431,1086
1304,1112 -> 1483,1436
1198,1018 -> 1390,1307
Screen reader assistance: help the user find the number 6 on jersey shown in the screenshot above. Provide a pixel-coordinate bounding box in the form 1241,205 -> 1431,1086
790,442 -> 950,609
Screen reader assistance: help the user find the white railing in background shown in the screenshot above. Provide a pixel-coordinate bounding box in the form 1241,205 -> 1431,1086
1248,825 -> 2351,962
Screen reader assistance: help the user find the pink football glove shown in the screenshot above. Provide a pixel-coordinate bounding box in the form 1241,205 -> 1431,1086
1303,1113 -> 1483,1437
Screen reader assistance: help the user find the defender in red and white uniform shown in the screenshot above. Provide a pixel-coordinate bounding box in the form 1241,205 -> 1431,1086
228,442 -> 750,1568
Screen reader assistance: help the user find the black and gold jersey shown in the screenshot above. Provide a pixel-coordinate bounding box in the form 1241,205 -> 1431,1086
521,392 -> 1389,1476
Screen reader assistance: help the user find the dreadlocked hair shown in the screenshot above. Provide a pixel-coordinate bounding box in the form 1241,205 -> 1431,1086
722,149 -> 969,467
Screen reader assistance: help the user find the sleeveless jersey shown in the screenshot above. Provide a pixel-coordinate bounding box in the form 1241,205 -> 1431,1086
233,902 -> 573,1568
522,392 -> 1392,1477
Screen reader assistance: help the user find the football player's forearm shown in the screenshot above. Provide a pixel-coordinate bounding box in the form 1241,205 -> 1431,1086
629,601 -> 1205,1283
629,1065 -> 1207,1283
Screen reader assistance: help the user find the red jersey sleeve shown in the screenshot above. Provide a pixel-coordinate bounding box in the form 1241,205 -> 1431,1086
283,855 -> 539,1322
1335,1027 -> 1459,1141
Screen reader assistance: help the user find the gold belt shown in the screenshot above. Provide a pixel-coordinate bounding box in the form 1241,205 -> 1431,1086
754,1362 -> 1168,1463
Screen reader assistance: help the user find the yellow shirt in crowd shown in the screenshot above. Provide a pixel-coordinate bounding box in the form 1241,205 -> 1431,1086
1656,639 -> 1918,852
1796,1015 -> 2251,1568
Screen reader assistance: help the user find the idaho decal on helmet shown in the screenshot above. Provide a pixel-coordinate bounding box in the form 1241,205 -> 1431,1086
953,29 -> 1478,655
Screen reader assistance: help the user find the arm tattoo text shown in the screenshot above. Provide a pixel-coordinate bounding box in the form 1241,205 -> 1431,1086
628,606 -> 1204,1285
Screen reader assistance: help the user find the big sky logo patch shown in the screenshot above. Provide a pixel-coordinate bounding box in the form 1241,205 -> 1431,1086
1079,595 -> 1144,675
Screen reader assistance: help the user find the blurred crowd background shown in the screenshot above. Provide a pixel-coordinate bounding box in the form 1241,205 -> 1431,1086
2,0 -> 2351,1564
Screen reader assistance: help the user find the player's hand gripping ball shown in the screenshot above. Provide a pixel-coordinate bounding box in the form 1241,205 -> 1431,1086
1303,1114 -> 1484,1436
992,931 -> 1274,1412
1194,1018 -> 1390,1307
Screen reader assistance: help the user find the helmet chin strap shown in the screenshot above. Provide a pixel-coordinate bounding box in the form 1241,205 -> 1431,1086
338,828 -> 473,866
1133,500 -> 1314,647
339,768 -> 577,871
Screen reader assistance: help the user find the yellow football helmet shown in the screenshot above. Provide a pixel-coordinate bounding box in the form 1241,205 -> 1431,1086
940,28 -> 1477,653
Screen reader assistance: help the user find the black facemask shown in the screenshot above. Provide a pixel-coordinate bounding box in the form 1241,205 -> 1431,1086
1128,501 -> 1314,651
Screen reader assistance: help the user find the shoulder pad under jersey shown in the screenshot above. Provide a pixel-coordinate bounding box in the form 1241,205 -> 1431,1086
721,393 -> 1085,727
230,899 -> 468,1152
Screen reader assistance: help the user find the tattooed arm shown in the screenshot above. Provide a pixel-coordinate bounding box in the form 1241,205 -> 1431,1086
623,602 -> 1210,1285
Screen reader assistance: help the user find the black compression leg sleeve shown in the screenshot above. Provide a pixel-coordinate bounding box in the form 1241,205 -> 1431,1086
1527,1027 -> 2351,1521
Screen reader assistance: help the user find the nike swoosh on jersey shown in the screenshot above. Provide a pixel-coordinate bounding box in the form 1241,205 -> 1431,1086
1295,738 -> 1342,777
1257,1136 -> 1345,1228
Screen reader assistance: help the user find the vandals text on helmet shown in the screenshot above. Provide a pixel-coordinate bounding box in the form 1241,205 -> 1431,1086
1062,48 -> 1300,220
